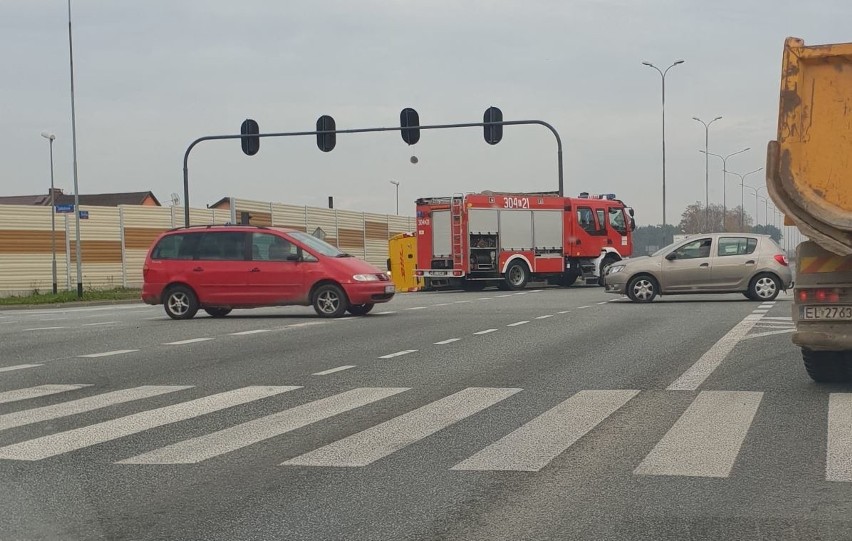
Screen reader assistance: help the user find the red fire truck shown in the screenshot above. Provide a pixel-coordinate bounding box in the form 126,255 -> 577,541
414,191 -> 635,290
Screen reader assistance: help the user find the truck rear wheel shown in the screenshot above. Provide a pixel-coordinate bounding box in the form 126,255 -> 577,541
802,348 -> 850,383
504,261 -> 529,291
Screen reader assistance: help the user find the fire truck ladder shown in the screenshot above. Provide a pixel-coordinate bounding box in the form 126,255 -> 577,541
451,193 -> 465,269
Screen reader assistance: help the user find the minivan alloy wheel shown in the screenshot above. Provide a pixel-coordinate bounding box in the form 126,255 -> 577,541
168,292 -> 190,315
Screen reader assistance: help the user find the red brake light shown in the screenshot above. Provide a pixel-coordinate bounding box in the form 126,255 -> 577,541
774,254 -> 789,266
800,288 -> 841,303
798,289 -> 808,302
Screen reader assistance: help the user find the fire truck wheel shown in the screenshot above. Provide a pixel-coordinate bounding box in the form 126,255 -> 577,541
598,254 -> 620,286
802,349 -> 850,383
560,273 -> 578,287
505,261 -> 529,290
626,274 -> 658,303
462,280 -> 486,291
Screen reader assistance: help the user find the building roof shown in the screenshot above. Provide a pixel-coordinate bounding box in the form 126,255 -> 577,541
0,191 -> 161,207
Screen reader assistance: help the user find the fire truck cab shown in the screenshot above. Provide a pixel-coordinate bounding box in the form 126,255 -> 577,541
415,191 -> 635,290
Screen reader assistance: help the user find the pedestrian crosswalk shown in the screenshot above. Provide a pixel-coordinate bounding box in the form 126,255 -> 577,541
0,382 -> 847,482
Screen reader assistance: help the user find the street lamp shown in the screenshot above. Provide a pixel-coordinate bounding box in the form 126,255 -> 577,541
643,59 -> 685,237
67,0 -> 83,297
728,168 -> 763,230
41,131 -> 58,294
389,180 -> 400,215
699,147 -> 750,231
692,116 -> 722,231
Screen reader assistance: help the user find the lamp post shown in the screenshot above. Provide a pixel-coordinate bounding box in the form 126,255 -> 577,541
41,132 -> 58,294
642,59 -> 684,237
692,116 -> 722,231
67,0 -> 83,297
728,168 -> 763,230
389,180 -> 400,215
699,147 -> 749,231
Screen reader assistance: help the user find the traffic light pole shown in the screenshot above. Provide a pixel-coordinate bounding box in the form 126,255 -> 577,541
182,119 -> 564,228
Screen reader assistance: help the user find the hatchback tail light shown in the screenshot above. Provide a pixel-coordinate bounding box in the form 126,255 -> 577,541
798,288 -> 841,303
774,254 -> 789,266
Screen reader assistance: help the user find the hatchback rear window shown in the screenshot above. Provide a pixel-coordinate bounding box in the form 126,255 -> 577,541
717,237 -> 758,256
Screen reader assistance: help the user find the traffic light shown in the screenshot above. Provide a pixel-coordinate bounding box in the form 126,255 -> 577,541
483,106 -> 503,145
400,108 -> 420,145
240,119 -> 260,156
316,115 -> 336,152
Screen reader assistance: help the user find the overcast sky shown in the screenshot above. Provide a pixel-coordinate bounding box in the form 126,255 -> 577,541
1,0 -> 849,224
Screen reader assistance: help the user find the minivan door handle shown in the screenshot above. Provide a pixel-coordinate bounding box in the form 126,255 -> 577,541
250,267 -> 261,272
192,267 -> 204,272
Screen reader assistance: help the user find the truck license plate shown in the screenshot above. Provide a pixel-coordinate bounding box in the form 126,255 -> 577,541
432,271 -> 447,276
801,305 -> 852,320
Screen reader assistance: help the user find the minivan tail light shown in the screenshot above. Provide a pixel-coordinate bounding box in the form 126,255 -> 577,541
774,254 -> 789,266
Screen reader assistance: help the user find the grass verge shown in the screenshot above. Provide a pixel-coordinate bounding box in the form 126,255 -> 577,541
0,287 -> 141,306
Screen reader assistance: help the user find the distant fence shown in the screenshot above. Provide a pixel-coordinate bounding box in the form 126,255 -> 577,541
0,198 -> 414,296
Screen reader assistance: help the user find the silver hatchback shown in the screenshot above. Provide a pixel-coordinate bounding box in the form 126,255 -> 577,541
604,233 -> 794,302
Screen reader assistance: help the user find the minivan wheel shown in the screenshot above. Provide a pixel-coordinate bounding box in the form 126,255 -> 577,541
748,273 -> 780,301
204,308 -> 232,318
164,286 -> 199,320
347,303 -> 374,316
626,275 -> 658,303
313,284 -> 348,318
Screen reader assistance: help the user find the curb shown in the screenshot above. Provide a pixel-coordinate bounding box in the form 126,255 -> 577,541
0,298 -> 143,311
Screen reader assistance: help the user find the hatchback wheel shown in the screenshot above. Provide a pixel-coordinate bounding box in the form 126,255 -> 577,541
626,275 -> 658,303
347,303 -> 374,316
748,273 -> 780,301
313,284 -> 348,318
163,286 -> 199,320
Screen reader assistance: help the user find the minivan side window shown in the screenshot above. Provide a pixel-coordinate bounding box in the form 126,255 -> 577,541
195,232 -> 248,261
251,233 -> 298,261
717,237 -> 758,256
151,233 -> 202,260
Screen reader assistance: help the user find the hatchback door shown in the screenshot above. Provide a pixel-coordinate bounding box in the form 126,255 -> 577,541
660,237 -> 714,292
710,236 -> 759,290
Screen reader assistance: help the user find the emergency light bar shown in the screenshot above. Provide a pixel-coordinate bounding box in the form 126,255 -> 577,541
577,193 -> 617,200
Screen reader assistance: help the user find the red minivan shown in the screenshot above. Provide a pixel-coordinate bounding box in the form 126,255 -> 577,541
142,225 -> 395,319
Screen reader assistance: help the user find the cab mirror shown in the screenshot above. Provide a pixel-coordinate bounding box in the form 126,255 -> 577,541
286,253 -> 301,262
665,252 -> 677,261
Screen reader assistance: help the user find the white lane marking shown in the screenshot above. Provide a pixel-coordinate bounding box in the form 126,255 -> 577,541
530,290 -> 544,293
596,301 -> 609,305
23,327 -> 65,331
0,364 -> 42,373
0,386 -> 192,431
507,321 -> 529,327
163,338 -> 214,345
376,311 -> 398,315
557,310 -> 572,314
473,329 -> 497,335
535,315 -> 554,320
78,350 -> 139,358
577,305 -> 591,309
0,386 -> 299,461
378,350 -> 418,359
745,329 -> 796,339
827,394 -> 852,482
0,384 -> 91,405
634,391 -> 763,478
81,321 -> 117,327
514,292 -> 528,296
312,365 -> 356,376
434,338 -> 461,345
283,387 -> 521,467
752,310 -> 769,314
229,329 -> 271,336
454,300 -> 472,304
406,306 -> 427,311
667,313 -> 763,391
119,387 -> 408,464
763,316 -> 792,321
478,297 -> 493,301
496,295 -> 513,298
288,321 -> 327,328
453,390 -> 639,471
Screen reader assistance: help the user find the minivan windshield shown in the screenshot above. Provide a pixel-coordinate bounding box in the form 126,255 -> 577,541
288,231 -> 347,257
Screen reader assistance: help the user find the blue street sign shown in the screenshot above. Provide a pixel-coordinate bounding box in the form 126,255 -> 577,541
78,210 -> 89,219
55,204 -> 74,213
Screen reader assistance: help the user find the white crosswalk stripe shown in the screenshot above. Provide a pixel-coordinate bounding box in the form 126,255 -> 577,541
283,387 -> 521,467
0,384 -> 90,405
0,386 -> 192,432
826,393 -> 852,482
634,391 -> 763,478
453,390 -> 638,471
0,386 -> 298,461
119,387 -> 408,464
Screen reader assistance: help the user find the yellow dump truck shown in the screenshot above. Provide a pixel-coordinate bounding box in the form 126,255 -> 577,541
767,37 -> 852,382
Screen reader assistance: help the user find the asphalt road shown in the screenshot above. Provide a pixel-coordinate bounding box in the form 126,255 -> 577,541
1,285 -> 850,540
